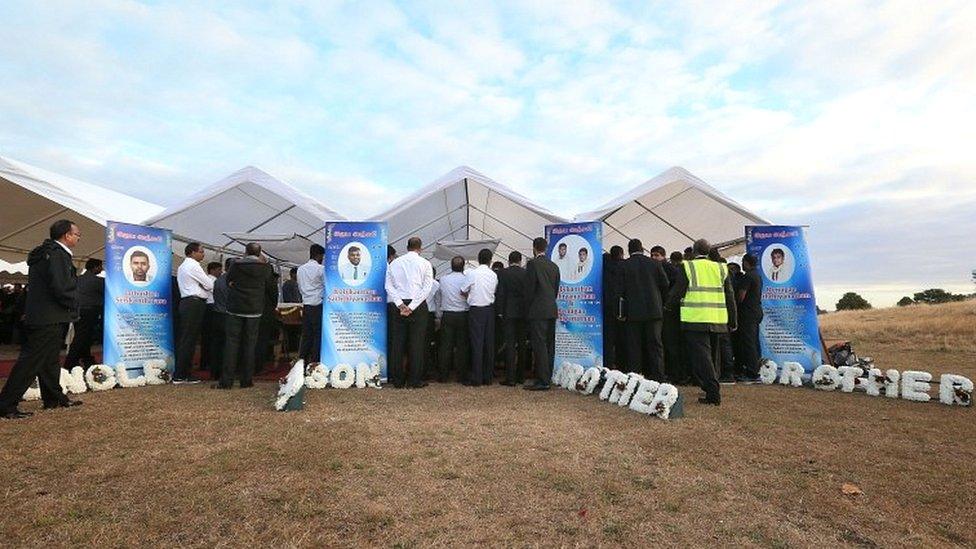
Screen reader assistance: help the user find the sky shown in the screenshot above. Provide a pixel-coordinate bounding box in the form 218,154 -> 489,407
1,0 -> 974,308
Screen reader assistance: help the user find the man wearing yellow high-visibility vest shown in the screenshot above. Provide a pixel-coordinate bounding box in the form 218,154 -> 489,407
666,239 -> 737,405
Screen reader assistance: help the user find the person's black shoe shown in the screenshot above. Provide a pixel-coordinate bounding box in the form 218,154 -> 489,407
173,377 -> 202,385
1,409 -> 32,419
697,396 -> 720,406
499,381 -> 517,386
524,383 -> 550,391
408,382 -> 429,389
239,382 -> 254,389
391,384 -> 406,389
736,375 -> 761,384
211,383 -> 232,390
43,400 -> 82,409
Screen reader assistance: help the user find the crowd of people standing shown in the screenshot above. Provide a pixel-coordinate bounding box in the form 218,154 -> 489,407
0,218 -> 762,420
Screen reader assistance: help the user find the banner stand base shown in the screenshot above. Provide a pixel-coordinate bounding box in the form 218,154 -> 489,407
669,393 -> 685,419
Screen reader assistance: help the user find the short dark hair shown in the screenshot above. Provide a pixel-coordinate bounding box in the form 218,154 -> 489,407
387,245 -> 397,260
728,262 -> 741,272
771,247 -> 785,258
84,258 -> 102,271
708,247 -> 722,261
650,245 -> 666,256
578,248 -> 588,256
669,251 -> 683,263
742,254 -> 758,267
508,251 -> 522,264
478,248 -> 492,265
491,261 -> 504,270
610,245 -> 624,260
348,246 -> 360,254
310,244 -> 325,258
532,237 -> 547,253
558,242 -> 567,249
49,219 -> 76,241
184,242 -> 202,256
224,257 -> 235,270
207,262 -> 222,274
245,242 -> 262,256
451,256 -> 465,272
130,250 -> 149,262
289,266 -> 298,277
693,239 -> 711,257
627,239 -> 643,254
407,237 -> 422,251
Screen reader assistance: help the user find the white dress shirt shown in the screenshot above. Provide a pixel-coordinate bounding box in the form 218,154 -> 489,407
177,257 -> 214,299
297,259 -> 324,306
206,274 -> 216,304
426,279 -> 440,315
56,240 -> 73,256
385,251 -> 434,311
463,264 -> 498,307
339,261 -> 369,283
437,271 -> 470,312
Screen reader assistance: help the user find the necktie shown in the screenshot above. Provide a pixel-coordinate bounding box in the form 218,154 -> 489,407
354,266 -> 358,279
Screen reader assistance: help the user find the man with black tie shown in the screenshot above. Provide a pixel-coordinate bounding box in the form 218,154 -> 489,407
0,219 -> 83,419
385,237 -> 434,388
63,258 -> 104,369
497,251 -> 529,386
620,239 -> 670,381
523,237 -> 560,391
463,248 -> 498,386
216,243 -> 277,389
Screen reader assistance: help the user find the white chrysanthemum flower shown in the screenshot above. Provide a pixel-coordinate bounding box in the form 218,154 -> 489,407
115,364 -> 146,388
143,360 -> 170,386
939,374 -> 973,406
758,359 -> 778,384
304,362 -> 329,389
85,364 -> 117,391
837,366 -> 862,393
650,383 -> 679,419
330,363 -> 356,389
778,361 -> 804,387
901,371 -> 932,402
365,362 -> 382,388
812,364 -> 839,391
66,366 -> 88,394
599,370 -> 626,401
22,378 -> 41,401
275,361 -> 305,410
575,367 -> 601,394
628,378 -> 660,414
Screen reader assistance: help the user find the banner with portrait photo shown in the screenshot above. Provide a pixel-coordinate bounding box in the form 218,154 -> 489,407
746,225 -> 822,374
103,221 -> 175,375
322,222 -> 388,379
545,221 -> 603,373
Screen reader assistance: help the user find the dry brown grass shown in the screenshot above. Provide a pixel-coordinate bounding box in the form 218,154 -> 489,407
1,303 -> 974,547
821,299 -> 976,354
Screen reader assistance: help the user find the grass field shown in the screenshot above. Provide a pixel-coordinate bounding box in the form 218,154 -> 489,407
1,302 -> 974,547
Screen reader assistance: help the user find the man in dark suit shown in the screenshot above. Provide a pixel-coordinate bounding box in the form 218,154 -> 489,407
663,250 -> 689,384
216,243 -> 277,389
523,237 -> 560,391
496,251 -> 529,386
0,219 -> 83,419
63,258 -> 104,369
602,245 -> 625,369
620,239 -> 670,381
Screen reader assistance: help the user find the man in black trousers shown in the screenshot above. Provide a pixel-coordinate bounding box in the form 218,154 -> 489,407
463,248 -> 498,386
436,256 -> 469,383
216,243 -> 277,389
602,245 -> 625,369
63,257 -> 104,369
620,239 -> 670,381
497,250 -> 528,386
0,219 -> 83,419
175,242 -> 212,383
385,237 -> 434,388
735,254 -> 764,383
523,237 -> 560,391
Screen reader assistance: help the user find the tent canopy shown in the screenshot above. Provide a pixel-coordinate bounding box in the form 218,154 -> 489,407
222,232 -> 315,267
370,166 -> 567,273
575,167 -> 769,256
0,155 -> 164,263
144,166 -> 345,257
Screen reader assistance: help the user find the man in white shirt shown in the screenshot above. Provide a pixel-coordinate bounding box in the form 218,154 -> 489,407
297,244 -> 325,363
175,242 -> 213,383
554,242 -> 569,281
462,249 -> 498,386
385,236 -> 434,388
435,257 -> 469,383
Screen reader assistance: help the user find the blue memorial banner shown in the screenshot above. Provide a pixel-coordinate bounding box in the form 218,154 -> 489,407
746,225 -> 822,374
103,221 -> 175,375
545,221 -> 603,373
322,222 -> 388,378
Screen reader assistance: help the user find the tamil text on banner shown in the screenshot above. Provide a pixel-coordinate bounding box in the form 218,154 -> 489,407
545,221 -> 603,373
322,222 -> 388,379
746,225 -> 822,374
103,221 -> 175,375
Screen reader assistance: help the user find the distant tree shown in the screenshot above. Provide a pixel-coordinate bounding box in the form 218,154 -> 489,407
836,292 -> 871,311
912,288 -> 967,305
896,296 -> 914,307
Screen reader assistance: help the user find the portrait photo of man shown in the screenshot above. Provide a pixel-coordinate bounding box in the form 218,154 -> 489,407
339,244 -> 370,286
126,248 -> 155,285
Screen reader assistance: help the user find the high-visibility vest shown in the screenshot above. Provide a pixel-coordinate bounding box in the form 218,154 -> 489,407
680,258 -> 729,324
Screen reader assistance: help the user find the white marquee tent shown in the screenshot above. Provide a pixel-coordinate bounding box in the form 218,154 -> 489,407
145,166 -> 345,258
370,166 -> 567,273
576,167 -> 769,256
0,154 -> 164,263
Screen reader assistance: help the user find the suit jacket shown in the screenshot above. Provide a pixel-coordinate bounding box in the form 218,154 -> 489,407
496,265 -> 528,319
226,257 -> 278,316
76,270 -> 105,310
620,254 -> 670,322
24,239 -> 78,325
602,257 -> 625,317
523,254 -> 560,320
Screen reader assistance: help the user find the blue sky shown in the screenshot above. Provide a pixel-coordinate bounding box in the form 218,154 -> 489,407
1,1 -> 974,307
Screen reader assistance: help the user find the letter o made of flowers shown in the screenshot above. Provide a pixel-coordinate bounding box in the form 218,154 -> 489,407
330,363 -> 356,389
86,364 -> 117,391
